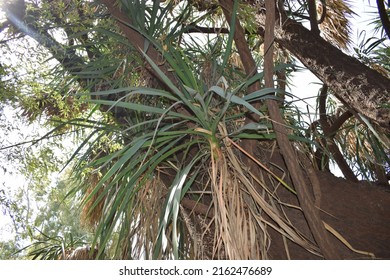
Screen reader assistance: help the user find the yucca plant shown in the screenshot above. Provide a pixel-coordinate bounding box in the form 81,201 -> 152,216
62,0 -> 385,260
73,54 -> 294,259
62,0 -> 322,259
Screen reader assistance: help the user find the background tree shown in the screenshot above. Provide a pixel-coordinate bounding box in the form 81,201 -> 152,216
0,0 -> 389,259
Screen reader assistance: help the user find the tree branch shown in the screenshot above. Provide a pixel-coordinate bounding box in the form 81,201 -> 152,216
329,110 -> 353,133
256,16 -> 390,130
4,1 -> 86,74
308,0 -> 320,35
101,0 -> 177,86
377,0 -> 390,40
219,0 -> 341,259
184,24 -> 230,34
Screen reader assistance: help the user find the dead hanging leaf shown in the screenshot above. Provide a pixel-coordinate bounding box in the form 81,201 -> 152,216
318,0 -> 355,49
81,173 -> 105,229
324,221 -> 376,258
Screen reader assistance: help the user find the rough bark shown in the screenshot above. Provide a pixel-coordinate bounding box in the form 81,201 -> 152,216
264,1 -> 340,259
101,0 -> 178,87
256,16 -> 390,130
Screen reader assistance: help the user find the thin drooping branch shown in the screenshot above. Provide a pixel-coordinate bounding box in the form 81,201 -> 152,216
318,85 -> 358,182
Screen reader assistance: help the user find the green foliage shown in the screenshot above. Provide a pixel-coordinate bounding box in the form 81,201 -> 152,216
353,3 -> 390,74
0,0 -> 389,260
0,170 -> 93,259
0,105 -> 91,259
65,2 -> 290,257
354,30 -> 390,73
0,240 -> 20,259
21,231 -> 89,260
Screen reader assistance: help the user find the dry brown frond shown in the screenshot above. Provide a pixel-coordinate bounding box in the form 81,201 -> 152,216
223,126 -> 325,258
108,122 -> 336,259
317,0 -> 355,49
210,143 -> 262,259
200,124 -> 323,259
81,173 -> 105,229
120,175 -> 168,259
369,62 -> 390,78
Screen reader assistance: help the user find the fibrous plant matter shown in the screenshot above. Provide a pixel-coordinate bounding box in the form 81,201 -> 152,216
1,0 -> 389,260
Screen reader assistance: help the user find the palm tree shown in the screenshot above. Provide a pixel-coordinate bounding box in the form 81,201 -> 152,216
1,0 -> 389,259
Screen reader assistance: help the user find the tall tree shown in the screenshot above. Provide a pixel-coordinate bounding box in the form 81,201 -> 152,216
1,0 -> 389,259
